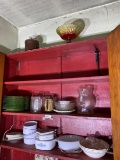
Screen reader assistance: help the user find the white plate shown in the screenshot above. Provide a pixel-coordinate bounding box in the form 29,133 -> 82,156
36,129 -> 54,136
38,133 -> 54,140
4,136 -> 23,141
6,132 -> 22,139
53,109 -> 75,113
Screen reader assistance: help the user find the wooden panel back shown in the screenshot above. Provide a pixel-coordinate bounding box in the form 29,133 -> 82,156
62,51 -> 108,77
4,58 -> 18,81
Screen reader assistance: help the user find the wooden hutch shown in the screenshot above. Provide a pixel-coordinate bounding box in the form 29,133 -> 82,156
0,25 -> 120,160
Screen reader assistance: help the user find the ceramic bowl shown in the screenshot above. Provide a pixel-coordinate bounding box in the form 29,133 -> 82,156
35,138 -> 56,150
58,100 -> 71,104
80,137 -> 109,158
24,137 -> 35,145
55,101 -> 75,111
38,133 -> 54,141
23,128 -> 36,135
23,132 -> 36,139
80,145 -> 108,158
56,135 -> 81,151
23,121 -> 37,129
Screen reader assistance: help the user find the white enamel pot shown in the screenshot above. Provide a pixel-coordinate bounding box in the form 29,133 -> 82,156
55,135 -> 81,151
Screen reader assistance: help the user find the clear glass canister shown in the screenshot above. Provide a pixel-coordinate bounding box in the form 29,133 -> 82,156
76,84 -> 96,114
30,96 -> 42,113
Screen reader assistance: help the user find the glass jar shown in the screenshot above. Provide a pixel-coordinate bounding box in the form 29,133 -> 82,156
76,84 -> 96,114
44,96 -> 54,112
30,96 -> 42,113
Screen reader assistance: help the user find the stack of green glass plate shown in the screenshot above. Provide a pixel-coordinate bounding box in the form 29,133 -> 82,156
2,96 -> 30,112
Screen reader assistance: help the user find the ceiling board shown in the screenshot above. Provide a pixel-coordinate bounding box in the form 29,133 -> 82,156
0,0 -> 118,28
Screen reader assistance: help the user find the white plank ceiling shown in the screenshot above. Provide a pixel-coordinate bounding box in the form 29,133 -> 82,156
0,0 -> 118,28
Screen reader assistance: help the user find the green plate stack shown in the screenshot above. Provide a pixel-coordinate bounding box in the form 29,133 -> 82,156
2,96 -> 30,112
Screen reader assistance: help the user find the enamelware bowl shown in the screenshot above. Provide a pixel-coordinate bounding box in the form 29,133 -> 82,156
56,135 -> 81,151
80,137 -> 109,158
35,138 -> 56,150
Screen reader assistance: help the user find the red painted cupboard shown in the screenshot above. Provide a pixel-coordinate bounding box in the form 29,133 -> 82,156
0,25 -> 120,160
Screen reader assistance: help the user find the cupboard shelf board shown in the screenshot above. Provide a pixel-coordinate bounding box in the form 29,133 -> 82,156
0,141 -> 113,160
4,75 -> 109,86
6,38 -> 107,62
2,111 -> 111,119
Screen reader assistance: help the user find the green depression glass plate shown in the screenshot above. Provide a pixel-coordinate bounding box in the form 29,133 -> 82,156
3,102 -> 25,106
3,106 -> 25,109
3,105 -> 25,109
3,104 -> 24,108
3,108 -> 25,112
3,104 -> 24,107
3,102 -> 24,106
3,101 -> 24,104
3,99 -> 24,102
3,96 -> 25,98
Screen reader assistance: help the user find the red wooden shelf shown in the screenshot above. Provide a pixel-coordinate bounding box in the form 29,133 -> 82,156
2,110 -> 111,119
4,75 -> 109,85
6,38 -> 107,62
1,112 -> 112,144
0,141 -> 113,160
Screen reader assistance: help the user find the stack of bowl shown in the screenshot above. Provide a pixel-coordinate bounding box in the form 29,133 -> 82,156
23,121 -> 37,145
35,129 -> 56,150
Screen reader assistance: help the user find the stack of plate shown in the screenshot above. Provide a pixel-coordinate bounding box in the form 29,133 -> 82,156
2,96 -> 30,112
5,131 -> 23,141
